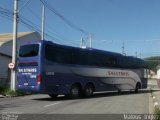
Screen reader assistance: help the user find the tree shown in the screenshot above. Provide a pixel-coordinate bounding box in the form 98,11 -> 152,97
144,56 -> 160,72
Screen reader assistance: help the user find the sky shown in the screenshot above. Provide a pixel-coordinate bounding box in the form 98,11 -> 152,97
1,0 -> 160,58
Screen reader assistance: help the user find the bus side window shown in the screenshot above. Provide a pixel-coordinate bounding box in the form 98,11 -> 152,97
45,44 -> 72,64
109,57 -> 117,66
103,56 -> 117,67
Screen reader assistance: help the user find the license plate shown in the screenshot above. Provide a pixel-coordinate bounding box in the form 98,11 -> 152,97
24,83 -> 28,86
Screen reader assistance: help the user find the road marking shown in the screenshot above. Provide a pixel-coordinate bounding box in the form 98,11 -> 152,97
44,102 -> 61,107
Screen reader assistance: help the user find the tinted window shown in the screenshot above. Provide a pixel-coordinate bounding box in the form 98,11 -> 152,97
19,44 -> 39,57
45,44 -> 72,64
105,56 -> 117,66
72,50 -> 117,67
45,44 -> 118,67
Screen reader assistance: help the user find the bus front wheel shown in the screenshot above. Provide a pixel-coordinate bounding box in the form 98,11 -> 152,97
135,82 -> 141,93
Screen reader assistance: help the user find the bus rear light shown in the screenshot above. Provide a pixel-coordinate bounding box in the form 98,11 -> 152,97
37,75 -> 42,84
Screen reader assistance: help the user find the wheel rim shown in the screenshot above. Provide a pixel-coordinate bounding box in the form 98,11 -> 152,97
85,86 -> 93,96
71,87 -> 79,97
86,88 -> 92,95
135,83 -> 141,93
136,83 -> 141,89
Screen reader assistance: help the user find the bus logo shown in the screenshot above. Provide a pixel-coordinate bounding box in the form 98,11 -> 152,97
18,68 -> 37,73
108,71 -> 129,76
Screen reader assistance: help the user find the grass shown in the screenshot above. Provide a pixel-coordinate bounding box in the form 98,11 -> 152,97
0,86 -> 8,94
154,108 -> 160,120
0,86 -> 30,97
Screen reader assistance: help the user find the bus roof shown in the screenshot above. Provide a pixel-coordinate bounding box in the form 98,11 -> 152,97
20,40 -> 146,68
44,40 -> 123,57
43,40 -> 146,68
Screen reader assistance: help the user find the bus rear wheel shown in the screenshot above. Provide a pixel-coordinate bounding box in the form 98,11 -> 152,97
48,94 -> 58,99
70,84 -> 81,98
135,82 -> 141,93
83,84 -> 94,97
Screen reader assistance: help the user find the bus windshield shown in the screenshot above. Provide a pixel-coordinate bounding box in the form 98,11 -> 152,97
19,44 -> 39,57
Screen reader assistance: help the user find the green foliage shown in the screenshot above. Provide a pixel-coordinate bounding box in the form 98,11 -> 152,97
144,56 -> 160,72
0,86 -> 30,97
0,86 -> 8,94
154,108 -> 160,120
4,88 -> 17,96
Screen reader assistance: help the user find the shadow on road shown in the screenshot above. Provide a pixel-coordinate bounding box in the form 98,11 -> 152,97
32,89 -> 160,102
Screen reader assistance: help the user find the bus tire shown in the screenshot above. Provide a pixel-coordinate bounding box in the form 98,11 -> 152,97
70,84 -> 81,98
118,89 -> 121,93
135,82 -> 141,93
83,83 -> 94,97
48,94 -> 58,99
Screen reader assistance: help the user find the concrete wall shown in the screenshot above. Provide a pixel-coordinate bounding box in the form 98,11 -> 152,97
0,55 -> 11,86
0,32 -> 41,86
157,69 -> 160,79
0,32 -> 41,56
0,42 -> 5,46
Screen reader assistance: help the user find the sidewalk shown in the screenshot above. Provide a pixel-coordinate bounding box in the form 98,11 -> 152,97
0,94 -> 5,98
151,90 -> 160,108
148,79 -> 160,112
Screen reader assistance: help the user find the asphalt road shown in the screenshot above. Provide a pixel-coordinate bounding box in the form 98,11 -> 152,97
0,90 -> 152,120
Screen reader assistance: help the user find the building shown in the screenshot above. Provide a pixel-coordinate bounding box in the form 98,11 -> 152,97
0,32 -> 41,86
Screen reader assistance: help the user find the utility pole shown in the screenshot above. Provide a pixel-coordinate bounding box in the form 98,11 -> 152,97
139,53 -> 141,58
89,33 -> 92,48
41,3 -> 45,40
122,42 -> 125,55
135,52 -> 137,58
80,37 -> 83,48
11,0 -> 18,91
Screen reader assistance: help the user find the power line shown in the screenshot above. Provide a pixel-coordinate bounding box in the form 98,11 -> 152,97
23,6 -> 78,46
19,15 -> 77,45
1,4 -> 160,59
18,16 -> 62,44
0,6 -> 13,13
0,8 -> 13,21
93,39 -> 160,43
18,0 -> 32,12
0,7 -> 78,45
19,0 -> 79,44
39,0 -> 88,35
0,8 -> 60,43
0,5 -> 78,46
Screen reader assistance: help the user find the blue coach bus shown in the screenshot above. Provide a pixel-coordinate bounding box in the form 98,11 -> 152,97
17,40 -> 148,98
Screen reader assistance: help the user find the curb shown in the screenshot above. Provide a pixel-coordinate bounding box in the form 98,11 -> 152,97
150,89 -> 160,110
0,94 -> 5,98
